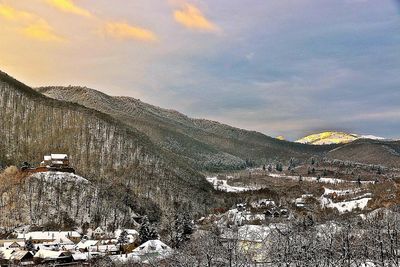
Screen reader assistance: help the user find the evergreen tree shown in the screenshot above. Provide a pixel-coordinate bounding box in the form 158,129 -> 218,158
276,162 -> 283,172
139,216 -> 151,244
139,216 -> 159,244
174,212 -> 194,248
117,230 -> 129,253
25,237 -> 35,252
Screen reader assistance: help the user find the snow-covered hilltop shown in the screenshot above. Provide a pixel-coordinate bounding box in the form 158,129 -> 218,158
296,131 -> 386,145
30,171 -> 89,184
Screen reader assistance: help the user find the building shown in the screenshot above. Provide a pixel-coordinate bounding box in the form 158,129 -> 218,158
22,153 -> 75,173
110,240 -> 172,264
93,227 -> 104,239
17,231 -> 81,244
33,250 -> 73,265
40,154 -> 70,168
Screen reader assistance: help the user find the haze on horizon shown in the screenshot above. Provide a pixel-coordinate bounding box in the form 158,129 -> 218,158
0,0 -> 399,140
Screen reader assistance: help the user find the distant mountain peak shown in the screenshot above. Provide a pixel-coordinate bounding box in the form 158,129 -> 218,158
276,136 -> 286,141
296,131 -> 386,145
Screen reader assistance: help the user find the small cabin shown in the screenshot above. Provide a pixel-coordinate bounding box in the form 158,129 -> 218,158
40,154 -> 70,168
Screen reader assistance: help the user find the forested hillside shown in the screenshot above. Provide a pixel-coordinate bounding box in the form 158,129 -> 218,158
0,71 -> 216,225
0,167 -> 153,231
38,86 -> 331,170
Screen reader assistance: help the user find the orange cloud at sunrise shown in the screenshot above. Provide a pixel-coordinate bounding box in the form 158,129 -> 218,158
0,4 -> 63,42
174,3 -> 218,32
46,0 -> 92,17
103,22 -> 157,42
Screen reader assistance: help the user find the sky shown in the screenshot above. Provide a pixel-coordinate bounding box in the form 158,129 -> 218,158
0,0 -> 399,140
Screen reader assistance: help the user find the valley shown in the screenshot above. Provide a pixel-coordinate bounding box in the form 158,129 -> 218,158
0,70 -> 400,266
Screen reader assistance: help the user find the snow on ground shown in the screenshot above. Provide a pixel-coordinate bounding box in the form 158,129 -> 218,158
206,176 -> 260,192
320,188 -> 372,213
207,173 -> 373,193
217,208 -> 266,227
30,171 -> 89,183
323,188 -> 362,196
269,173 -> 374,185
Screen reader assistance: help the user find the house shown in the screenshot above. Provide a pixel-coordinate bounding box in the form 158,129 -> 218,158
71,252 -> 88,262
114,229 -> 139,244
40,154 -> 70,168
3,241 -> 25,250
94,227 -> 104,239
220,225 -> 274,264
131,240 -> 172,259
0,239 -> 25,248
76,240 -> 100,251
97,244 -> 119,255
0,248 -> 16,265
9,251 -> 34,266
17,231 -> 81,244
33,250 -> 73,264
110,240 -> 172,265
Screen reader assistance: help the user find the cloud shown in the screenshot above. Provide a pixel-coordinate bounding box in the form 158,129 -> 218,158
46,0 -> 92,17
174,4 -> 218,32
0,4 -> 35,21
0,4 -> 63,42
23,20 -> 64,42
103,22 -> 157,42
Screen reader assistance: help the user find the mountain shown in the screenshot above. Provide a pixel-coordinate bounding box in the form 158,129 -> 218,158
37,86 -> 330,170
1,69 -> 399,229
296,131 -> 386,145
0,70 -> 217,227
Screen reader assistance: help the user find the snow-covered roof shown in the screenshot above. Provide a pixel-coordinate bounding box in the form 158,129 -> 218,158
44,155 -> 52,161
94,227 -> 104,234
17,231 -> 81,241
46,237 -> 74,245
109,253 -> 141,263
0,248 -> 15,260
34,250 -> 71,259
95,245 -> 118,253
132,240 -> 172,256
51,154 -> 68,160
72,252 -> 88,261
114,229 -> 139,243
3,241 -> 25,249
76,240 -> 99,249
250,199 -> 275,208
10,251 -> 33,261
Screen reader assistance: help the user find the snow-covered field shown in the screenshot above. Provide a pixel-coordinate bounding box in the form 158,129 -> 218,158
320,188 -> 372,213
269,173 -> 374,185
206,176 -> 261,192
207,173 -> 373,193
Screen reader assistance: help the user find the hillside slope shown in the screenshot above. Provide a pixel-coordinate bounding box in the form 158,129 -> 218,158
38,86 -> 331,170
0,71 -> 216,222
327,139 -> 400,168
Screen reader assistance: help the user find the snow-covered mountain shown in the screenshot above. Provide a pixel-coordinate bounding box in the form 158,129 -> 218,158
296,131 -> 386,145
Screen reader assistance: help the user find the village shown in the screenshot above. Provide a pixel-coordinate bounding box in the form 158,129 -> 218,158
1,153 -> 399,266
0,154 -> 174,266
0,227 -> 175,266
